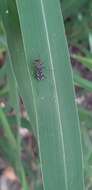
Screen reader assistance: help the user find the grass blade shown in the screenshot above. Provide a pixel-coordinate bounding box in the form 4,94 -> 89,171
0,1 -> 38,131
74,71 -> 92,91
0,0 -> 85,190
72,54 -> 92,70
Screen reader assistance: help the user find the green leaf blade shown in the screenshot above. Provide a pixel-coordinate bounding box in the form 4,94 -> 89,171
16,0 -> 85,189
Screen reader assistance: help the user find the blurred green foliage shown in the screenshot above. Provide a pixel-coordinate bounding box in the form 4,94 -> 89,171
0,0 -> 92,190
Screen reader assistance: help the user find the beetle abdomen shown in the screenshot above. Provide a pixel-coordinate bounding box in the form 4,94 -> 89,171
34,59 -> 45,80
